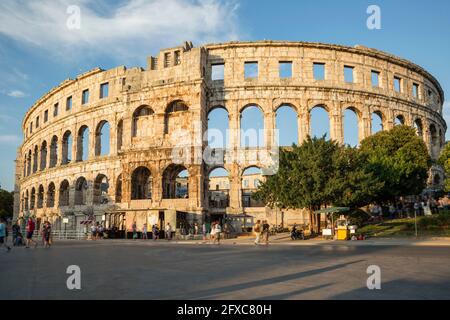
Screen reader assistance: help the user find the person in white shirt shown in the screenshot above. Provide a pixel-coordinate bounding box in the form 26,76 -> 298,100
213,222 -> 222,245
165,223 -> 172,240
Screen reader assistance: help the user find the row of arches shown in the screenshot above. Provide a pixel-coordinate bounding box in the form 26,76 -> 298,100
208,104 -> 444,148
23,101 -> 444,180
21,174 -> 109,211
23,121 -> 111,178
21,163 -> 267,213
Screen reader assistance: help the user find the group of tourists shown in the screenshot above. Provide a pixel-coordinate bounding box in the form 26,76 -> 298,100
253,220 -> 270,245
90,222 -> 105,240
1,217 -> 53,252
370,197 -> 441,221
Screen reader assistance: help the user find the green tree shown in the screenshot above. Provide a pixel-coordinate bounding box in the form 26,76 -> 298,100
439,142 -> 450,192
254,136 -> 383,233
359,125 -> 431,202
0,188 -> 14,220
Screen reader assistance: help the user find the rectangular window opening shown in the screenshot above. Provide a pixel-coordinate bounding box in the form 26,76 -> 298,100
36,116 -> 39,128
44,110 -> 48,123
53,103 -> 59,117
244,62 -> 258,79
279,61 -> 292,78
211,63 -> 225,81
313,63 -> 325,81
174,50 -> 181,66
66,96 -> 72,111
100,83 -> 109,99
164,52 -> 171,68
82,89 -> 89,105
371,71 -> 380,87
413,83 -> 419,98
394,77 -> 402,93
344,65 -> 354,83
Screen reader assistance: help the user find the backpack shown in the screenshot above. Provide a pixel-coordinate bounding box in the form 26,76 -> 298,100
254,224 -> 260,233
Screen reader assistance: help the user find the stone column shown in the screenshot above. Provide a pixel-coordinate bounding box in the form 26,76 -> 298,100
329,104 -> 343,144
264,111 -> 276,148
360,111 -> 372,141
229,164 -> 241,210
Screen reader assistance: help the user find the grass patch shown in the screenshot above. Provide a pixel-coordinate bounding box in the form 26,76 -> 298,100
358,214 -> 450,238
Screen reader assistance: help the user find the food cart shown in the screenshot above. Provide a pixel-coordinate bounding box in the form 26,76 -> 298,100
314,207 -> 350,240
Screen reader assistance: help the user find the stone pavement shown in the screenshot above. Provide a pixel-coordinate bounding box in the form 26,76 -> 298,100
1,237 -> 450,300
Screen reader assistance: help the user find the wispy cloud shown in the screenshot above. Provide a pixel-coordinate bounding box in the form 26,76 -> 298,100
0,134 -> 21,144
0,114 -> 18,122
6,90 -> 26,98
0,0 -> 242,63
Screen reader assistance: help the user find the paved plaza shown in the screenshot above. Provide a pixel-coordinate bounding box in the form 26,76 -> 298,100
1,238 -> 450,300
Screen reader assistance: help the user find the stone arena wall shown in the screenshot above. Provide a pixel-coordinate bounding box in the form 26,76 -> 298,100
14,41 -> 446,232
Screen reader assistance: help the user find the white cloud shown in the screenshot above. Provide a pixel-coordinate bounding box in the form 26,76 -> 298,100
0,0 -> 242,63
6,90 -> 26,98
0,135 -> 21,144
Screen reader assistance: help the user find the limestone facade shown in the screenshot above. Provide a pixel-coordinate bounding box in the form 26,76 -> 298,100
14,41 -> 446,232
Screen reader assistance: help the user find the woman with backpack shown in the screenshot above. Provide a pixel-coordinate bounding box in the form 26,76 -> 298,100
253,220 -> 261,245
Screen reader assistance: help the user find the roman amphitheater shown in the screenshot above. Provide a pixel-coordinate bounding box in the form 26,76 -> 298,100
13,40 -> 446,236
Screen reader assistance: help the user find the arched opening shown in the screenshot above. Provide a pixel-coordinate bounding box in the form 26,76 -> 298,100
343,107 -> 359,147
371,111 -> 383,134
117,119 -> 123,151
434,173 -> 441,186
37,185 -> 44,208
62,131 -> 73,165
24,190 -> 29,211
162,164 -> 189,199
46,182 -> 55,208
74,177 -> 88,205
241,167 -> 264,208
164,100 -> 189,134
430,124 -> 438,146
395,115 -> 405,126
32,145 -> 38,173
23,156 -> 26,177
115,174 -> 122,203
207,107 -> 229,148
40,141 -> 47,170
76,126 -> 90,161
276,105 -> 298,146
59,180 -> 70,207
93,174 -> 109,204
414,119 -> 423,137
132,106 -> 155,137
26,150 -> 31,176
240,105 -> 265,148
131,167 -> 152,200
30,187 -> 36,210
95,121 -> 110,156
49,136 -> 58,168
208,167 -> 230,209
310,105 -> 330,139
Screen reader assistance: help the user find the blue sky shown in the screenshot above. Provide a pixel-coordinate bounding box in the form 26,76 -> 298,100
1,0 -> 449,191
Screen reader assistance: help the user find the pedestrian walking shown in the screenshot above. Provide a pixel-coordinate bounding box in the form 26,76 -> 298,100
12,220 -> 21,246
42,221 -> 52,248
194,223 -> 199,235
0,218 -> 11,252
202,222 -> 206,240
262,220 -> 270,245
132,222 -> 137,240
213,221 -> 222,245
90,223 -> 97,240
210,222 -> 216,243
142,223 -> 148,239
152,224 -> 159,240
165,223 -> 172,240
25,217 -> 38,248
253,220 -> 261,245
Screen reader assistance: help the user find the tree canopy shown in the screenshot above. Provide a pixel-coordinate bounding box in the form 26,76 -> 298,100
438,142 -> 450,192
359,125 -> 431,201
0,188 -> 14,220
254,126 -> 432,232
